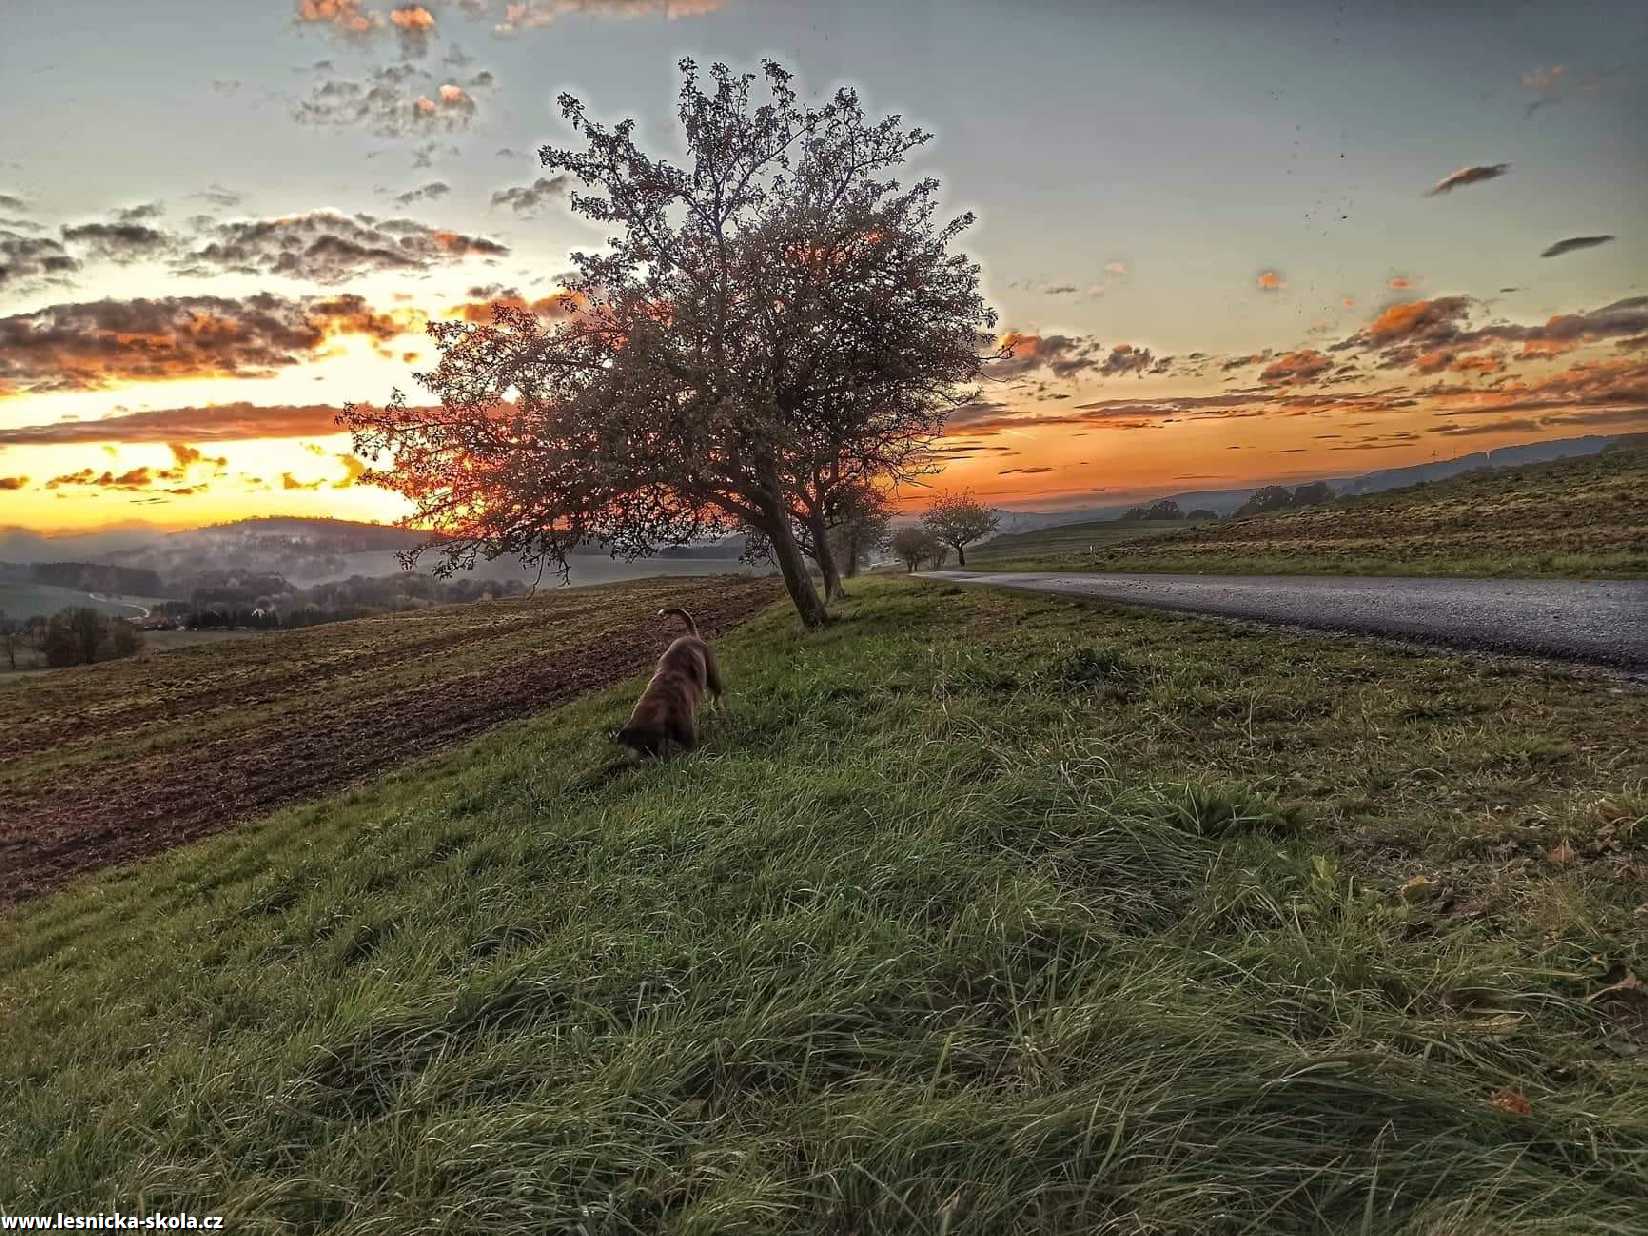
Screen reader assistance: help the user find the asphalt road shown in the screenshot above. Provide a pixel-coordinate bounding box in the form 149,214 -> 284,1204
920,570 -> 1648,670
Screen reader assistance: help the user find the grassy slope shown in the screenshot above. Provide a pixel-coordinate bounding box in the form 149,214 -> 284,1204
978,446 -> 1648,578
967,519 -> 1202,568
3,578 -> 1647,1232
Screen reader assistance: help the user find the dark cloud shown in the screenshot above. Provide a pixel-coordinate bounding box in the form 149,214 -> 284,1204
489,175 -> 570,215
1425,163 -> 1509,196
0,231 -> 81,291
179,211 -> 506,283
60,221 -> 178,264
1220,350 -> 1272,372
392,180 -> 451,206
1098,343 -> 1153,377
1432,418 -> 1543,437
0,193 -> 31,212
114,202 -> 166,222
1540,235 -> 1614,258
295,63 -> 486,136
0,294 -> 414,396
192,185 -> 244,209
993,332 -> 1103,379
0,476 -> 28,490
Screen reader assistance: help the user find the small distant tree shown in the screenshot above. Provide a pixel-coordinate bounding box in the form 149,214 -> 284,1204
1120,498 -> 1184,522
0,611 -> 20,671
1234,485 -> 1296,518
889,526 -> 939,572
1291,481 -> 1335,507
41,608 -> 143,666
1185,508 -> 1219,521
921,490 -> 999,567
107,620 -> 141,659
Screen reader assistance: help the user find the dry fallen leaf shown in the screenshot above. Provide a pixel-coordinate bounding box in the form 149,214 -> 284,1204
1490,1087 -> 1533,1116
1401,875 -> 1438,902
1547,840 -> 1577,866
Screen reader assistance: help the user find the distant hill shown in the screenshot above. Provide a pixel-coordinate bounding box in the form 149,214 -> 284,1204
92,516 -> 753,590
996,432 -> 1639,533
978,443 -> 1648,579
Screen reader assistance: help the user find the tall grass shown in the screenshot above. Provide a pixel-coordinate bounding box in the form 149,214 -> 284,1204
3,579 -> 1644,1233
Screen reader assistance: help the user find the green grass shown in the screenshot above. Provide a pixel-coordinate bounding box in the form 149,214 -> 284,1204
3,578 -> 1647,1233
969,519 -> 1202,567
979,447 -> 1648,578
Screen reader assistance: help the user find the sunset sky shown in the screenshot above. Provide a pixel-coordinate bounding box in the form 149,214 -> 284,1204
1,0 -> 1644,532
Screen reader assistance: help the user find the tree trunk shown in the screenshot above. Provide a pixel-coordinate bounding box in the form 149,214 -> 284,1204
806,512 -> 846,601
842,531 -> 862,579
956,543 -> 967,567
762,511 -> 830,628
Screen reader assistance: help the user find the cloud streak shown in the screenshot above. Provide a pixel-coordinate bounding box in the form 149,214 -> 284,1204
1540,235 -> 1614,258
1425,163 -> 1509,196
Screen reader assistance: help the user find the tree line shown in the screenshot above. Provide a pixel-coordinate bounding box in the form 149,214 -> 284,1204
155,572 -> 534,631
0,608 -> 143,670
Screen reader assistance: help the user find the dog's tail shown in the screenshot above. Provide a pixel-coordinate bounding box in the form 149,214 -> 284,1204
658,606 -> 699,637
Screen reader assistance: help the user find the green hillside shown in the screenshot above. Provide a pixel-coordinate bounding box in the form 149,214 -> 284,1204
4,577 -> 1645,1231
979,445 -> 1648,578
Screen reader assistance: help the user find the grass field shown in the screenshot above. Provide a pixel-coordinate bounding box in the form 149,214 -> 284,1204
3,576 -> 1645,1232
978,447 -> 1648,578
968,518 -> 1202,567
0,575 -> 779,904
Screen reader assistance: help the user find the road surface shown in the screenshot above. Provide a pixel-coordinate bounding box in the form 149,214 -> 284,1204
920,571 -> 1648,670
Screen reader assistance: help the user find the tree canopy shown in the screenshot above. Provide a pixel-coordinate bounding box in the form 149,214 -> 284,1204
920,490 -> 999,567
344,60 -> 998,627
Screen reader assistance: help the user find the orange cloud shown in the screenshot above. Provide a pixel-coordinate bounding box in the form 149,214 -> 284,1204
332,453 -> 369,488
1260,349 -> 1332,384
296,0 -> 379,35
390,4 -> 434,30
1365,297 -> 1472,343
1256,270 -> 1285,292
451,288 -> 589,323
1521,337 -> 1580,358
1451,353 -> 1504,375
0,476 -> 28,490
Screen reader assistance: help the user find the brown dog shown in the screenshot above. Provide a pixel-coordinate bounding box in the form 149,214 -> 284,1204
614,607 -> 724,757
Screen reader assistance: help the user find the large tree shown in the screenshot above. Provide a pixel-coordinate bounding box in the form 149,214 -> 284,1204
344,60 -> 997,627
